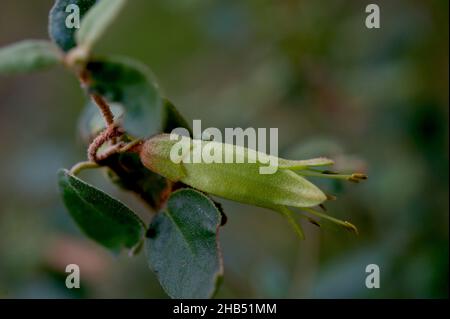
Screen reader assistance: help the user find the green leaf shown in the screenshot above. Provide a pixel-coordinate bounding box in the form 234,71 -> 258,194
145,189 -> 223,299
86,56 -> 163,138
58,169 -> 145,252
76,0 -> 126,51
0,40 -> 61,75
49,0 -> 97,52
162,99 -> 192,135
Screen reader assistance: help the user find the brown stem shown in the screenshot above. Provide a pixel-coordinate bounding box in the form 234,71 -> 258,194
87,125 -> 124,162
78,68 -> 90,87
77,70 -> 115,127
77,68 -> 125,162
91,94 -> 115,127
96,142 -> 126,162
119,139 -> 144,154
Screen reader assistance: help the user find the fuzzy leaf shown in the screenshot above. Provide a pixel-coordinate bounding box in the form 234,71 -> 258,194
145,189 -> 223,299
48,0 -> 97,52
58,169 -> 145,252
85,57 -> 163,138
76,0 -> 126,51
0,40 -> 61,75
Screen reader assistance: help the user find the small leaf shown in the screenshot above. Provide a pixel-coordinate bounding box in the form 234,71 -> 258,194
76,0 -> 126,51
48,0 -> 97,52
58,169 -> 145,252
0,40 -> 61,75
145,189 -> 223,299
86,56 -> 163,138
162,99 -> 192,135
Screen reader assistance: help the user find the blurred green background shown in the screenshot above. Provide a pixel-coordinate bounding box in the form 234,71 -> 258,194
0,0 -> 448,298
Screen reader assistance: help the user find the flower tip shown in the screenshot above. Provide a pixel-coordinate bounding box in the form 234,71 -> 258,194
351,173 -> 368,181
344,221 -> 359,235
347,173 -> 368,183
307,217 -> 321,228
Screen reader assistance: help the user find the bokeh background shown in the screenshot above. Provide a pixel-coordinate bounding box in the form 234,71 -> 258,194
0,0 -> 448,298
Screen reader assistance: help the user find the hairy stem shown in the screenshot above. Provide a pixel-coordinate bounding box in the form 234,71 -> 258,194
77,70 -> 115,128
88,125 -> 124,162
91,93 -> 115,127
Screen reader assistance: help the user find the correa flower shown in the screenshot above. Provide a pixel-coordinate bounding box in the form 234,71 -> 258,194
139,133 -> 367,239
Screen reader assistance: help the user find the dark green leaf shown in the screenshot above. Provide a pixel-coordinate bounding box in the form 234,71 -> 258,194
0,40 -> 61,75
76,0 -> 127,51
58,169 -> 145,252
86,57 -> 163,138
49,0 -> 97,52
145,189 -> 223,299
162,98 -> 192,135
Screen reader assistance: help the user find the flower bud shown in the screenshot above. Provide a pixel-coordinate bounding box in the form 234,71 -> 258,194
140,134 -> 327,209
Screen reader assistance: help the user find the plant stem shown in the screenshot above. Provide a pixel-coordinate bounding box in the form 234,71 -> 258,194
91,93 -> 115,127
88,125 -> 123,162
70,161 -> 99,175
119,139 -> 143,153
77,71 -> 123,161
77,70 -> 115,127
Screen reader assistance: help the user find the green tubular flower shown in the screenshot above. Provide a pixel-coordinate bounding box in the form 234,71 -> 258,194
140,133 -> 367,239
